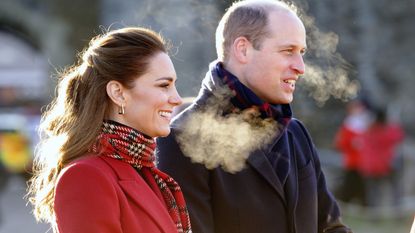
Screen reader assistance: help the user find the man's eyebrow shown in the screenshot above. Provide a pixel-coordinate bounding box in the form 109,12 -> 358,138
278,44 -> 307,49
156,77 -> 174,81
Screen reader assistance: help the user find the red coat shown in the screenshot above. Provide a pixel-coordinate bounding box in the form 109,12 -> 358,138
334,125 -> 363,170
358,123 -> 404,177
54,154 -> 178,233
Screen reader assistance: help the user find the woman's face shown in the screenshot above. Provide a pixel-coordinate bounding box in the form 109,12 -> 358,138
120,52 -> 182,137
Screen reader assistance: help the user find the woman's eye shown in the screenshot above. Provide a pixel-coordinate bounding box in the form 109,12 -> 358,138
159,83 -> 170,88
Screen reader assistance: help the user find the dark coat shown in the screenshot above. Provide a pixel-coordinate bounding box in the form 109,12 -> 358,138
156,62 -> 351,233
54,155 -> 178,233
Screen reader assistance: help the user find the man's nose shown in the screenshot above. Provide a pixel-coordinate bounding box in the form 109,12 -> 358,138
291,55 -> 305,75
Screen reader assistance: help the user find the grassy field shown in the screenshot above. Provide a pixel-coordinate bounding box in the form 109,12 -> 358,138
343,215 -> 413,233
340,202 -> 414,233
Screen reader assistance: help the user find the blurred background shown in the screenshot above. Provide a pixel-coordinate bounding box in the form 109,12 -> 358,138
0,0 -> 414,232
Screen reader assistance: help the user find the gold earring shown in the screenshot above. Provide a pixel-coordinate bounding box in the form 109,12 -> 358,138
118,104 -> 125,115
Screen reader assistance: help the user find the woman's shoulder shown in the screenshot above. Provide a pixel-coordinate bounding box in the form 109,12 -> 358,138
54,155 -> 120,221
61,154 -> 141,183
58,154 -> 115,185
63,154 -> 106,171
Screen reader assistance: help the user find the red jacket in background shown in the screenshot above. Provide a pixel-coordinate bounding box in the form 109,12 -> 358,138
358,123 -> 404,177
335,125 -> 364,170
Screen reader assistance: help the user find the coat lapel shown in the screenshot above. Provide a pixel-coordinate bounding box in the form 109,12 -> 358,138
118,180 -> 177,232
284,132 -> 299,225
101,157 -> 177,233
247,149 -> 286,203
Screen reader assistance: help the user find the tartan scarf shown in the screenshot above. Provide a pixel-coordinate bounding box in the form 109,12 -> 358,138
92,120 -> 191,233
214,62 -> 292,125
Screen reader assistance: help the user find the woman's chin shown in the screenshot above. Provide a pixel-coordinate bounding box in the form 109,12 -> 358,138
154,129 -> 171,138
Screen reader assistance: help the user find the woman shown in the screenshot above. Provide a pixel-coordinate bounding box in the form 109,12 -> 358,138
27,27 -> 191,233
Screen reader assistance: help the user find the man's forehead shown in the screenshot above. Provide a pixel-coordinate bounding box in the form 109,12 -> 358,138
265,11 -> 306,43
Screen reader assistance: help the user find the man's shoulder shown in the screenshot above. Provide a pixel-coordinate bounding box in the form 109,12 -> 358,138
287,118 -> 313,145
287,118 -> 307,133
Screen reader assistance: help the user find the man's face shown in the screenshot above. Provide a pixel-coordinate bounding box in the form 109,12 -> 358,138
239,10 -> 307,104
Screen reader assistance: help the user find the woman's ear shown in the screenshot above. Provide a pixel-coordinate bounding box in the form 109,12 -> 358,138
106,80 -> 125,105
231,36 -> 251,64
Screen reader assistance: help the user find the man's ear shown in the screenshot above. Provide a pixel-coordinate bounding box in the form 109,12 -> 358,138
106,80 -> 125,105
231,36 -> 251,64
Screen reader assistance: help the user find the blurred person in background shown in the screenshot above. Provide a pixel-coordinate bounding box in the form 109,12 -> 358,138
334,99 -> 371,206
27,27 -> 191,233
358,106 -> 404,208
156,0 -> 352,232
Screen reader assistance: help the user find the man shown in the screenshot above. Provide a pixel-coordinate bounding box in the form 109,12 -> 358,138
156,1 -> 352,232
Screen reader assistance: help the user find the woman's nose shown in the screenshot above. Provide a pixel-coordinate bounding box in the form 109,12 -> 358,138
170,88 -> 183,106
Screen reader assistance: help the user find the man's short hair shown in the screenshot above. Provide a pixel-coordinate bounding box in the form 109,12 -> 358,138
215,0 -> 298,62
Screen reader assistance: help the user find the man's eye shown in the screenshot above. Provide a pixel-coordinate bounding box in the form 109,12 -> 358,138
282,49 -> 293,54
159,83 -> 170,88
300,50 -> 307,56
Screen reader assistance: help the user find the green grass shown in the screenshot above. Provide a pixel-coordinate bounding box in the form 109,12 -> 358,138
343,215 -> 412,233
340,203 -> 413,233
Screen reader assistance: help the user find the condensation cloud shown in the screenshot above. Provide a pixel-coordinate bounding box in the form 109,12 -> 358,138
175,86 -> 279,173
299,12 -> 359,105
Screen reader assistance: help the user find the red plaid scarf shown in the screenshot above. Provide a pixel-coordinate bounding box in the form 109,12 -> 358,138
92,120 -> 192,233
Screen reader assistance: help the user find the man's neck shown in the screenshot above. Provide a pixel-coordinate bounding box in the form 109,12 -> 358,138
221,59 -> 245,85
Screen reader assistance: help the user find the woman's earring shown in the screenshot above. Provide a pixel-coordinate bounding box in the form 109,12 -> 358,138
118,103 -> 125,115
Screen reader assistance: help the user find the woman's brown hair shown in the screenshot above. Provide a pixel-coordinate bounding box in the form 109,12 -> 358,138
27,27 -> 167,225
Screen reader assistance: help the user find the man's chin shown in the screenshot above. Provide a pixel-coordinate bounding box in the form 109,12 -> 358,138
267,97 -> 293,105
